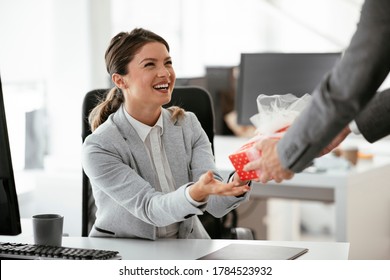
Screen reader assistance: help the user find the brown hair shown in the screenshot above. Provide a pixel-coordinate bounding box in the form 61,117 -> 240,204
89,28 -> 184,131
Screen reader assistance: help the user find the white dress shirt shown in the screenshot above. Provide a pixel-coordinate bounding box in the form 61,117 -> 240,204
349,120 -> 361,135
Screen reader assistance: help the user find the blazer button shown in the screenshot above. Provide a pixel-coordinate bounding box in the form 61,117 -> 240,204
184,214 -> 194,219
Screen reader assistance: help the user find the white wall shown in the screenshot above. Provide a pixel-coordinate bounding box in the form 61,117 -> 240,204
1,0 -> 111,235
111,0 -> 364,77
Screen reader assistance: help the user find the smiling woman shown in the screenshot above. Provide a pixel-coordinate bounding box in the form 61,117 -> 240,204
81,28 -> 252,240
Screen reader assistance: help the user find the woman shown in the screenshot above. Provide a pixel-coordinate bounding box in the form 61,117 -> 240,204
82,28 -> 251,240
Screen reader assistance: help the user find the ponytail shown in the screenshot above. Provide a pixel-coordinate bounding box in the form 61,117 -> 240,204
89,87 -> 124,132
167,106 -> 185,122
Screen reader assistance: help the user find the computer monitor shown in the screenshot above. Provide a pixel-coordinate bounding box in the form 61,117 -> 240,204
235,52 -> 341,125
0,74 -> 22,235
205,66 -> 237,135
175,76 -> 207,88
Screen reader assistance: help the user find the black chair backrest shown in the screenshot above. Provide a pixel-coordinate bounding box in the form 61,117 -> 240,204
81,86 -> 232,238
82,86 -> 215,145
163,86 -> 215,153
81,89 -> 107,237
81,89 -> 108,143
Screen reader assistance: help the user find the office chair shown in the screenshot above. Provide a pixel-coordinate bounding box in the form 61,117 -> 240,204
81,86 -> 254,239
81,89 -> 106,237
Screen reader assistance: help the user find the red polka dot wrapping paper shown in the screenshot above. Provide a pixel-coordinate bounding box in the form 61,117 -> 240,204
228,128 -> 288,181
228,140 -> 262,181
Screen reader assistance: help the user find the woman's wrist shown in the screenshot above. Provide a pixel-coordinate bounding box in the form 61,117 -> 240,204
185,185 -> 208,206
188,183 -> 208,202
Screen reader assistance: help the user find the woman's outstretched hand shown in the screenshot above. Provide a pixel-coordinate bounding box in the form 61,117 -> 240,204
189,171 -> 251,202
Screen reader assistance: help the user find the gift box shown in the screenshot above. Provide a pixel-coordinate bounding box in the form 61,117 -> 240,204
228,129 -> 287,181
228,94 -> 311,181
228,138 -> 263,181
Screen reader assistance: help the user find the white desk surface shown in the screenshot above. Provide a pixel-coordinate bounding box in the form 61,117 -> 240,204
0,235 -> 349,260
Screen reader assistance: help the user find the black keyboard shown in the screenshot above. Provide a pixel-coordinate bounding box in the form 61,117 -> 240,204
0,242 -> 121,260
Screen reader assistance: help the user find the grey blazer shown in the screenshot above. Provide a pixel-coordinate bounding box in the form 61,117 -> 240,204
278,0 -> 390,172
82,107 -> 249,240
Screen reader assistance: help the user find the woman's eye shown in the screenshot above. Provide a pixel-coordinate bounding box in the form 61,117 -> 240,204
144,62 -> 154,67
165,60 -> 173,66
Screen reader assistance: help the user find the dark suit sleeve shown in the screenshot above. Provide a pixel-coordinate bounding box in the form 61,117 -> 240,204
277,0 -> 390,172
355,88 -> 390,143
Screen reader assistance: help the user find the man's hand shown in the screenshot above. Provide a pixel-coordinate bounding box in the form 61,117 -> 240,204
243,138 -> 294,183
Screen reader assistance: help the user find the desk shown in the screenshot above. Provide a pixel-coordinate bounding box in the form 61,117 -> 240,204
0,235 -> 349,260
215,136 -> 390,259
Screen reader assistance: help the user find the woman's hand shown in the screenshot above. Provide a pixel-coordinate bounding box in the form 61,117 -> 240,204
189,171 -> 251,202
231,172 -> 250,188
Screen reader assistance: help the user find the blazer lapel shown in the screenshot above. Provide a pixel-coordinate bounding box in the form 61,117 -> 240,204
112,107 -> 158,187
162,110 -> 189,187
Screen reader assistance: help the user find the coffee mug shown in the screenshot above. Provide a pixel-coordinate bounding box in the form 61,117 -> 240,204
341,146 -> 359,166
32,214 -> 64,247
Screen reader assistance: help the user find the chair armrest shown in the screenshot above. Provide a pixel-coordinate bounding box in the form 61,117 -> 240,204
231,227 -> 254,240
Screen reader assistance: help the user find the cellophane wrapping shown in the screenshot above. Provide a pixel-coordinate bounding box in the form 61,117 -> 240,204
229,94 -> 311,180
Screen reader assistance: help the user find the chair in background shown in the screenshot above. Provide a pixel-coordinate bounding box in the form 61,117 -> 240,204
81,86 -> 254,239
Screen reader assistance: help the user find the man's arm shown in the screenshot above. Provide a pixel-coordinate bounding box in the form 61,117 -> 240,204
277,0 -> 390,172
355,88 -> 390,143
244,0 -> 390,183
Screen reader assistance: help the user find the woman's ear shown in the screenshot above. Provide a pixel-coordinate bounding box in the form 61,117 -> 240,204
112,73 -> 127,89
